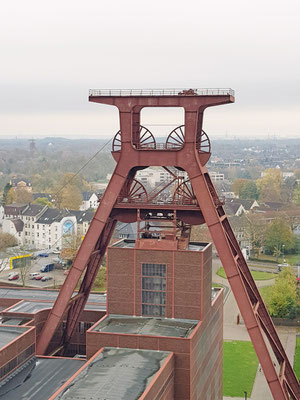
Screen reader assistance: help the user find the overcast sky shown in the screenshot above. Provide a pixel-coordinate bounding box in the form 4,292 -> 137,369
1,0 -> 300,139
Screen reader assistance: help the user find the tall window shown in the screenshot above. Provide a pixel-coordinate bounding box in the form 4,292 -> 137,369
142,263 -> 166,317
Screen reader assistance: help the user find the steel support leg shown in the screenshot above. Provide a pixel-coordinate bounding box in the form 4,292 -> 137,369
36,164 -> 130,355
61,218 -> 116,352
189,162 -> 299,400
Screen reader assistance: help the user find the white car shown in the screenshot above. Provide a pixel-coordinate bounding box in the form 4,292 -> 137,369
29,272 -> 40,280
277,262 -> 289,271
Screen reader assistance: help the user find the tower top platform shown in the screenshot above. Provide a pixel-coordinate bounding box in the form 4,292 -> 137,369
89,88 -> 234,97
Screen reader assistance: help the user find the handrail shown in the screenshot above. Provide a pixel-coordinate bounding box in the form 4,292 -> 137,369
89,88 -> 235,97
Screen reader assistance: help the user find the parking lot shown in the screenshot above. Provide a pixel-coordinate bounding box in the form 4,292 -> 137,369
0,252 -> 67,288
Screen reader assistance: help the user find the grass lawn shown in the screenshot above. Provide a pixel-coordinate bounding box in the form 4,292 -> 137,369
294,337 -> 300,380
217,267 -> 277,281
223,340 -> 258,397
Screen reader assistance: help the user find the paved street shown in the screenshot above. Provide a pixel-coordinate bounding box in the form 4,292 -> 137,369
0,253 -> 67,288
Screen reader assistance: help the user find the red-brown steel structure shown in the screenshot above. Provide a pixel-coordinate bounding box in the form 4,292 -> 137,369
37,88 -> 299,399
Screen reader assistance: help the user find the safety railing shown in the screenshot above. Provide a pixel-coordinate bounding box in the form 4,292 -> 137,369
116,196 -> 198,206
89,88 -> 235,97
134,142 -> 181,151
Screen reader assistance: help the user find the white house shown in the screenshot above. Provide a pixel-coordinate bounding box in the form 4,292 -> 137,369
80,192 -> 99,211
19,204 -> 48,248
35,209 -> 77,250
2,219 -> 24,245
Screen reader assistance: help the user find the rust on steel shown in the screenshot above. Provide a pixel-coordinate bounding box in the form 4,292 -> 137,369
36,88 -> 299,400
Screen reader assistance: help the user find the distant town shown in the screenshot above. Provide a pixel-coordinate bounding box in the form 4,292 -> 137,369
0,136 -> 299,257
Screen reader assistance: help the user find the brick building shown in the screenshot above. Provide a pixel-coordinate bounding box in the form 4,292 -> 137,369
86,238 -> 223,399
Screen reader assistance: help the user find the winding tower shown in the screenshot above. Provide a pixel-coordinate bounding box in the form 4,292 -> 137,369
37,88 -> 299,400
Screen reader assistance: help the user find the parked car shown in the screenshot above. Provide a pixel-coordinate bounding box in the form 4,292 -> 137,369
52,249 -> 60,254
41,276 -> 53,282
39,253 -> 49,257
40,263 -> 54,273
8,272 -> 19,281
277,262 -> 290,272
63,270 -> 69,275
34,275 -> 43,280
29,272 -> 40,280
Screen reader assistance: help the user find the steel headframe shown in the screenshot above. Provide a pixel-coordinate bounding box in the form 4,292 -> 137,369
37,89 -> 299,400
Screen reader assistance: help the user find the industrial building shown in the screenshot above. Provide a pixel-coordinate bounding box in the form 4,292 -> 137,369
0,88 -> 298,399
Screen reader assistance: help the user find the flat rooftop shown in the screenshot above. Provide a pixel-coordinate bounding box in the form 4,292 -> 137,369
0,325 -> 29,349
53,347 -> 170,400
5,300 -> 106,314
0,288 -> 106,303
0,316 -> 31,326
113,239 -> 206,252
92,314 -> 198,338
0,357 -> 85,400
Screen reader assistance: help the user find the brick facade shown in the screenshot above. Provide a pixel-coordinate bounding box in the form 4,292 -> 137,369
87,239 -> 223,399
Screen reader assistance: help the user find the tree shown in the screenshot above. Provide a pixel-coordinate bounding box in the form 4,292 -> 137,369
1,183 -> 12,205
92,267 -> 107,291
242,213 -> 266,258
0,232 -> 18,252
61,233 -> 83,263
52,173 -> 86,210
18,256 -> 33,287
6,187 -> 16,204
33,197 -> 53,208
264,218 -> 294,261
233,179 -> 258,200
267,268 -> 298,319
57,173 -> 90,192
15,188 -> 33,204
60,185 -> 83,210
256,168 -> 283,202
293,186 -> 300,205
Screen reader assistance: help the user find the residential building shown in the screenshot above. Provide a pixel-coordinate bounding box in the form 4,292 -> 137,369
9,178 -> 32,192
19,204 -> 48,247
80,192 -> 99,211
4,204 -> 27,219
71,210 -> 95,237
210,171 -> 225,182
224,199 -> 246,216
2,219 -> 24,245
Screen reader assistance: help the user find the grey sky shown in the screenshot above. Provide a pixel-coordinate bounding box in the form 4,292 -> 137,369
1,0 -> 300,138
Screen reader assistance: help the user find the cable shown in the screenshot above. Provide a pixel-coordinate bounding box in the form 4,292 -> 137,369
31,137 -> 113,254
52,137 -> 113,199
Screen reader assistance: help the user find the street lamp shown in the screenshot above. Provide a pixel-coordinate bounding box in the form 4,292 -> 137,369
244,391 -> 247,399
282,244 -> 285,263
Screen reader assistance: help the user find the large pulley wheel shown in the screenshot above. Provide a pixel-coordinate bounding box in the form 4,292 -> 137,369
120,179 -> 148,202
166,125 -> 185,149
196,130 -> 211,164
112,125 -> 156,152
173,180 -> 197,205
